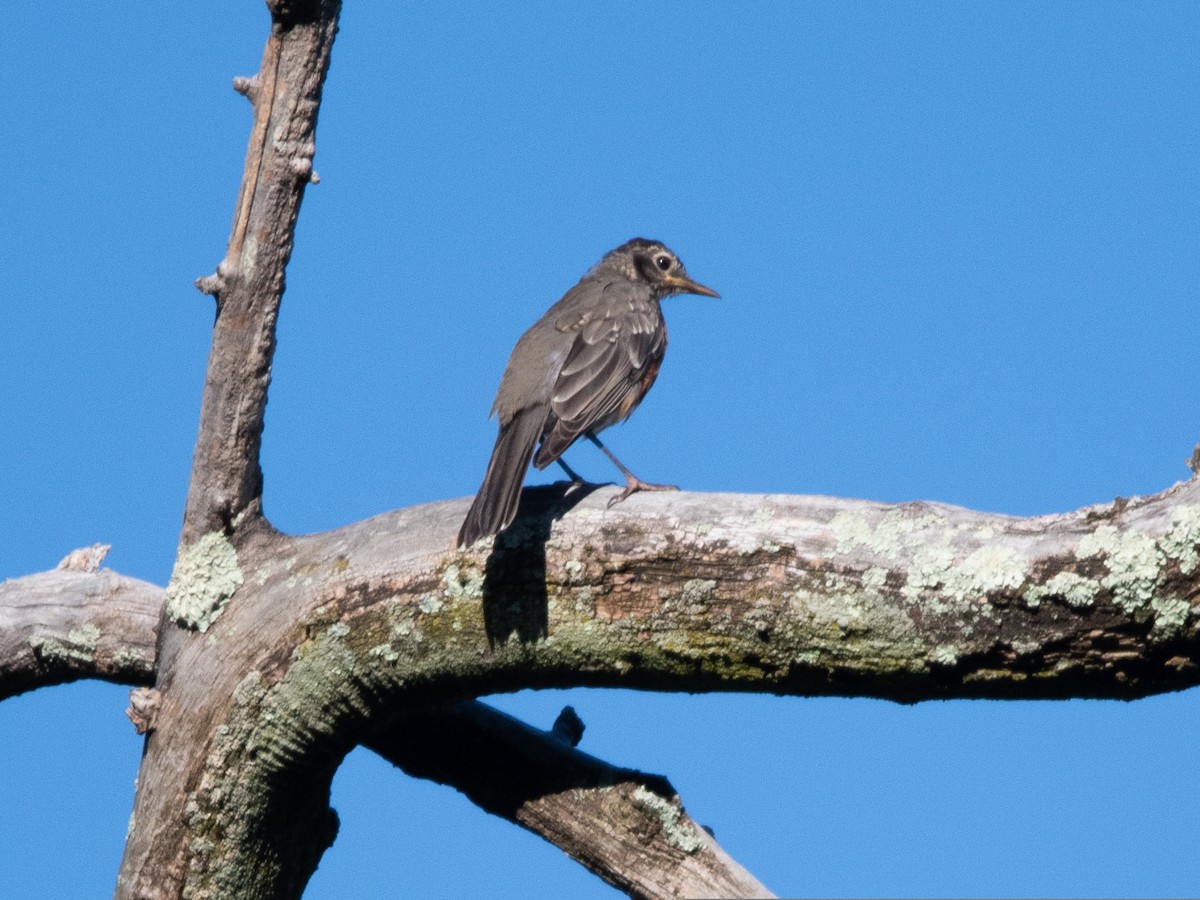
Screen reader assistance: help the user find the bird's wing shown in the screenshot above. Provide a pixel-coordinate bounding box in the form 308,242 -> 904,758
533,294 -> 665,467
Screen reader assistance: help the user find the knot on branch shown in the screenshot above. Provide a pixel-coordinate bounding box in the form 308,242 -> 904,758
289,150 -> 319,184
127,688 -> 161,735
57,543 -> 111,573
194,259 -> 237,297
550,705 -> 585,746
232,75 -> 260,104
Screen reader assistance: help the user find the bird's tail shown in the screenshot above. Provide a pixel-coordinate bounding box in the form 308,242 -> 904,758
456,408 -> 543,548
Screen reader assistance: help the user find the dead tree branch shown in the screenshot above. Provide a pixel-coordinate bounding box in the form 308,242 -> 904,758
0,550 -> 773,896
371,701 -> 776,899
0,553 -> 160,701
1,0 -> 1183,897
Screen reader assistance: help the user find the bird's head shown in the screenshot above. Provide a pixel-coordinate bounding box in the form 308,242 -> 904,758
600,238 -> 720,300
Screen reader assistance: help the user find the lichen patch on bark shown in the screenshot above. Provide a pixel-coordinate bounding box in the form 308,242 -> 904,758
166,532 -> 245,633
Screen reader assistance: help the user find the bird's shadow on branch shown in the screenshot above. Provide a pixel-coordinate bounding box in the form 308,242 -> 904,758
481,481 -> 603,647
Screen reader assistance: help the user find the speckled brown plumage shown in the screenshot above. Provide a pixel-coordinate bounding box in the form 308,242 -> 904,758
456,238 -> 718,548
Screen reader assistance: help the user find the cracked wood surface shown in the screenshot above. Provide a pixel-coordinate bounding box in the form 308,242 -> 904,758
0,566 -> 159,701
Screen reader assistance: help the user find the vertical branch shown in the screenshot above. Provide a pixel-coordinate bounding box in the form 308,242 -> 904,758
118,3 -> 342,898
180,0 -> 340,543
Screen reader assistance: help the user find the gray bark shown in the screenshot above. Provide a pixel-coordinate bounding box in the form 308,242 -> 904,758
1,548 -> 775,898
0,548 -> 159,701
1,0 -> 1196,898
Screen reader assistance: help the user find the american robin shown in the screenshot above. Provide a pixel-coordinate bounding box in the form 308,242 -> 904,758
456,238 -> 719,548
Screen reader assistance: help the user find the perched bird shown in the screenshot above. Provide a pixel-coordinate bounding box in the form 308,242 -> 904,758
456,238 -> 718,548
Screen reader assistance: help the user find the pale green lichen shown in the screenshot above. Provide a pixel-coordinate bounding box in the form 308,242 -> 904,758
836,508 -> 1025,564
903,543 -> 956,600
632,786 -> 703,854
1161,505 -> 1200,575
30,638 -> 81,665
1072,513 -> 1199,631
862,567 -> 889,589
1080,526 -> 1159,613
29,622 -> 101,665
1079,525 -> 1164,614
752,507 -> 776,528
829,512 -> 880,556
114,646 -> 152,670
69,623 -> 101,650
953,545 -> 1026,597
369,644 -> 400,664
904,541 -> 1026,605
417,593 -> 444,614
326,622 -> 350,639
833,511 -> 1041,611
441,563 -> 484,602
1150,596 -> 1190,637
166,532 -> 244,633
1025,571 -> 1099,610
833,509 -> 944,560
930,645 -> 959,666
680,578 -> 716,606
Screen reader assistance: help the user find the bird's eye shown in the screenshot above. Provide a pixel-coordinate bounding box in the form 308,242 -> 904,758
655,255 -> 672,271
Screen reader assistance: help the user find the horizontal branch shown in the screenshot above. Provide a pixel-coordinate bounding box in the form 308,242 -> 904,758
271,476 -> 1200,705
369,701 -> 774,899
0,542 -> 773,894
0,549 -> 161,701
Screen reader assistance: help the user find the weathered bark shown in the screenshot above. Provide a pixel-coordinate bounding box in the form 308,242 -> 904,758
0,546 -> 159,701
117,473 -> 1200,898
117,2 -> 344,896
0,551 -> 772,897
1,0 -> 1190,898
370,702 -> 776,899
179,0 -> 331,544
9,475 -> 1200,896
253,479 -> 1200,703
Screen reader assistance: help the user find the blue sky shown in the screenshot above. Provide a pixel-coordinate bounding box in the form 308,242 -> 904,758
2,3 -> 1198,897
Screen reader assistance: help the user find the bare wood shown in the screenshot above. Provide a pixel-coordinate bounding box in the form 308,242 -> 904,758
267,478 -> 1200,704
61,0 -> 1193,894
370,701 -> 776,899
0,561 -> 161,701
101,470 -> 1197,896
0,552 -> 774,897
118,2 -> 344,897
179,0 -> 336,543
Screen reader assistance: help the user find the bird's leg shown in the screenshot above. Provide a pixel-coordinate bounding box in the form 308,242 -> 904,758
555,458 -> 589,496
585,432 -> 678,508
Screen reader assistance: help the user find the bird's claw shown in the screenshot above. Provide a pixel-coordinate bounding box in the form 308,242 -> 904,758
607,478 -> 679,508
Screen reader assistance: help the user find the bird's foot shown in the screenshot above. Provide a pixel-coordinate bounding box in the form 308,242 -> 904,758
555,458 -> 591,496
607,475 -> 679,508
562,478 -> 590,497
